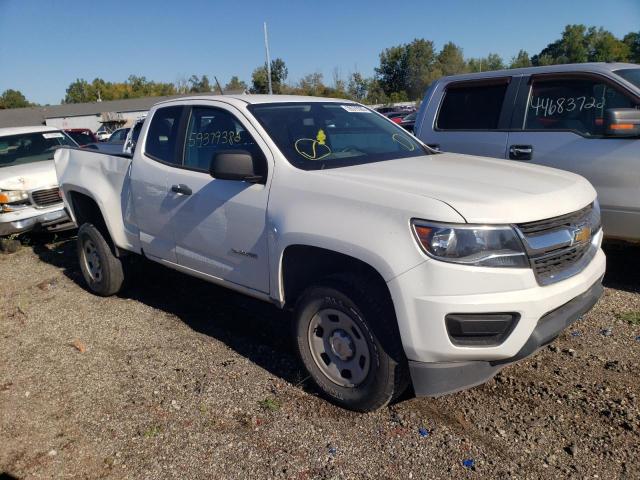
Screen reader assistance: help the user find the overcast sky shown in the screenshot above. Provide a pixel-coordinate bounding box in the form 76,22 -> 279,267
0,0 -> 638,105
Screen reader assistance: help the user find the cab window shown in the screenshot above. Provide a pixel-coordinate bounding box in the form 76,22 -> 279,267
183,107 -> 264,173
524,77 -> 638,137
145,106 -> 184,164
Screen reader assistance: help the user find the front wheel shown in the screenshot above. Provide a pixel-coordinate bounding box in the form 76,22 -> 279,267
293,274 -> 409,412
77,223 -> 124,296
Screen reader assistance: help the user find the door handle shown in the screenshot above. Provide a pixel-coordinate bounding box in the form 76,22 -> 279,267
170,184 -> 192,195
509,145 -> 533,160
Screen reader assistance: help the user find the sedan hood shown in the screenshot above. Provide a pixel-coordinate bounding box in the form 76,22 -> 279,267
319,153 -> 596,224
0,160 -> 58,191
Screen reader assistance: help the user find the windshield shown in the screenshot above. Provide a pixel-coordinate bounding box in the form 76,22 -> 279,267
248,102 -> 429,170
66,130 -> 95,146
615,68 -> 640,89
0,131 -> 75,168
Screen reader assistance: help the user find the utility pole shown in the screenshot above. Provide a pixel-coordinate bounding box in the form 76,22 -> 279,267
264,22 -> 273,95
214,76 -> 224,95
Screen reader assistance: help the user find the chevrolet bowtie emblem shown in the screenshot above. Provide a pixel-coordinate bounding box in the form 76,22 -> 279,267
572,224 -> 591,245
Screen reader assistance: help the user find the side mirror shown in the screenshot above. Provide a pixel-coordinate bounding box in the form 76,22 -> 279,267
604,108 -> 640,137
209,150 -> 264,183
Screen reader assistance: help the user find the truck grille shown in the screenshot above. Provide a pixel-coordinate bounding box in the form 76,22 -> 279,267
517,203 -> 599,286
31,187 -> 62,208
531,242 -> 591,278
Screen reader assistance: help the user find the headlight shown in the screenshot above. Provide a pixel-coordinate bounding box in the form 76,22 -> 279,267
0,190 -> 29,204
411,220 -> 529,268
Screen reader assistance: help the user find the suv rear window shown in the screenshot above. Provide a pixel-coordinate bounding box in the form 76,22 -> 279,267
437,82 -> 508,130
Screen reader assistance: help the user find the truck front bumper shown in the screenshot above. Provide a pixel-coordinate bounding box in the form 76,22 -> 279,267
408,278 -> 603,396
387,234 -> 606,396
0,206 -> 74,236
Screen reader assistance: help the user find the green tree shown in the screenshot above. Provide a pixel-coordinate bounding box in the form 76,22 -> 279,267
623,31 -> 640,63
297,72 -> 325,96
586,28 -> 629,62
509,50 -> 532,68
224,76 -> 248,92
533,24 -> 631,65
404,39 -> 437,98
364,79 -> 388,104
436,42 -> 467,76
188,75 -> 212,93
376,39 -> 438,99
347,72 -> 370,101
467,53 -> 505,72
0,89 -> 32,109
251,58 -> 288,94
64,76 -> 177,103
64,79 -> 92,103
375,44 -> 408,97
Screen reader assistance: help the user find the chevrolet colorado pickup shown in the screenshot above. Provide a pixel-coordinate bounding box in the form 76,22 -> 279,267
55,95 -> 606,412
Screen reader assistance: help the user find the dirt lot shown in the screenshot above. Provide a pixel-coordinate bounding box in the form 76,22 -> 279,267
1,235 -> 639,479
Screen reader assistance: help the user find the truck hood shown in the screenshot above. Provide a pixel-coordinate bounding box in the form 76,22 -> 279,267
319,153 -> 596,224
0,160 -> 58,191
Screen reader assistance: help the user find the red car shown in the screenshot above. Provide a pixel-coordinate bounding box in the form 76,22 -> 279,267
64,128 -> 99,147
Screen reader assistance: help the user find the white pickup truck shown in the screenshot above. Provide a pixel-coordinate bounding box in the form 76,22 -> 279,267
55,95 -> 606,412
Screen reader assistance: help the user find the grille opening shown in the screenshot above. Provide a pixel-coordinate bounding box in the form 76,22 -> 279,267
518,203 -> 592,235
517,204 -> 596,285
31,187 -> 62,208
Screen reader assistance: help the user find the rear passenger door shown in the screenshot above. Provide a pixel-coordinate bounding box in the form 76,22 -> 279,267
130,105 -> 187,262
418,77 -> 517,158
506,74 -> 640,240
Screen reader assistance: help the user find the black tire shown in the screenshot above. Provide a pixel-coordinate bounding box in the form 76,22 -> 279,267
293,273 -> 409,412
77,223 -> 124,296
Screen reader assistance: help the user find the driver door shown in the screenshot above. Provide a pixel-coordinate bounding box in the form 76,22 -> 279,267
164,104 -> 272,293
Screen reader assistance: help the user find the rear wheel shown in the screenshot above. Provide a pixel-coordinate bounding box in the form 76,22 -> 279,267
293,274 -> 409,412
77,223 -> 124,296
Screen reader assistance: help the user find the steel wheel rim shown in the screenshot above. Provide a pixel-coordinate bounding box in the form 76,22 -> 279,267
81,238 -> 102,282
307,308 -> 371,387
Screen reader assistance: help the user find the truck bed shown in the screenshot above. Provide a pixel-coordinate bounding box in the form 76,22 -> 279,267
54,147 -> 141,253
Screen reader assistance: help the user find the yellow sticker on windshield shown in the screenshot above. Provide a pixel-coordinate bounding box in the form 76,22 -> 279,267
316,129 -> 326,145
294,137 -> 332,160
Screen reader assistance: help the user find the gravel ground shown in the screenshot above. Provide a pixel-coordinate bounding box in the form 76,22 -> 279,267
1,235 -> 639,479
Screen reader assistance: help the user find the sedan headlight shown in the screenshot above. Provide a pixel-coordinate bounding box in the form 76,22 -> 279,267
411,220 -> 528,268
0,190 -> 29,204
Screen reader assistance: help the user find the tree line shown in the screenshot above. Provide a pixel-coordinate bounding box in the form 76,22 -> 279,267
1,24 -> 638,109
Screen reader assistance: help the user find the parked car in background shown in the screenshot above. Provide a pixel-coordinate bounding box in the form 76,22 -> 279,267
56,95 -> 604,412
384,111 -> 408,124
123,115 -> 147,155
95,126 -> 111,142
415,62 -> 640,243
64,128 -> 99,147
375,106 -> 398,114
399,112 -> 416,132
0,126 -> 75,235
108,127 -> 130,143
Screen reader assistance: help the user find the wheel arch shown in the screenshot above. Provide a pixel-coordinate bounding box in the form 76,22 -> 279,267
66,190 -> 119,255
278,244 -> 394,311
